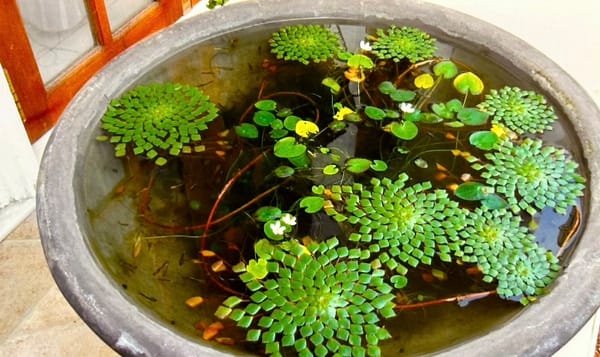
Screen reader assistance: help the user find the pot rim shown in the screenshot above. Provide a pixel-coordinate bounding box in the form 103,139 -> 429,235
37,0 -> 600,356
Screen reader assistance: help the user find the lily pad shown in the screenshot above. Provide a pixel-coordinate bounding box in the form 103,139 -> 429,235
433,60 -> 458,79
295,120 -> 319,138
323,164 -> 340,175
274,137 -> 306,158
254,99 -> 277,111
322,77 -> 341,94
457,108 -> 490,126
455,182 -> 487,201
482,194 -> 508,209
255,206 -> 282,222
414,73 -> 434,89
432,103 -> 454,119
390,121 -> 418,140
378,81 -> 396,95
253,110 -> 276,126
274,165 -> 295,178
446,98 -> 464,112
299,196 -> 325,213
283,115 -> 302,131
365,106 -> 386,120
370,160 -> 388,172
347,54 -> 374,69
346,158 -> 372,173
235,123 -> 259,139
469,131 -> 498,150
390,89 -> 417,102
453,72 -> 484,95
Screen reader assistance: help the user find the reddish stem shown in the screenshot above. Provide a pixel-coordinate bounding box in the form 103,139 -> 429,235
394,290 -> 497,310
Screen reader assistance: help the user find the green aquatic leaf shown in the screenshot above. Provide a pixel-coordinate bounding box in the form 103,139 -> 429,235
455,182 -> 487,201
365,106 -> 386,120
457,108 -> 489,126
255,99 -> 277,111
274,165 -> 295,178
390,89 -> 416,102
299,196 -> 325,213
274,137 -> 307,158
253,110 -> 277,126
370,160 -> 388,172
378,81 -> 396,95
453,72 -> 484,95
322,77 -> 341,94
323,164 -> 340,175
346,158 -> 372,173
469,131 -> 498,150
390,121 -> 418,140
255,206 -> 282,222
433,60 -> 458,79
247,259 -> 269,280
235,123 -> 259,139
347,54 -> 374,69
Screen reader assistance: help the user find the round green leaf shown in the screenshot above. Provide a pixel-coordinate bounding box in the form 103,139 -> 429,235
390,121 -> 418,140
253,110 -> 276,126
453,72 -> 484,95
431,103 -> 454,119
347,54 -> 374,69
255,99 -> 277,111
481,193 -> 508,209
235,123 -> 259,139
323,164 -> 340,175
255,206 -> 282,222
469,131 -> 498,150
299,196 -> 325,214
364,106 -> 386,120
446,98 -> 464,112
433,60 -> 458,79
283,115 -> 302,131
274,165 -> 295,178
274,137 -> 307,158
370,160 -> 388,172
455,182 -> 486,200
457,108 -> 490,126
390,89 -> 416,102
346,158 -> 372,173
378,81 -> 396,95
322,77 -> 341,94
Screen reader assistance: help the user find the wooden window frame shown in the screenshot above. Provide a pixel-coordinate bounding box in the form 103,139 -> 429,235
0,0 -> 192,142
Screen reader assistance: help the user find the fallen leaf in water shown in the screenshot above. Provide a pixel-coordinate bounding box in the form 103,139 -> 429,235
185,296 -> 205,308
211,260 -> 227,272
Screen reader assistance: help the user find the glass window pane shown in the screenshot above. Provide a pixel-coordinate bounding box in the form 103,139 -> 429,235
106,0 -> 154,32
16,0 -> 96,84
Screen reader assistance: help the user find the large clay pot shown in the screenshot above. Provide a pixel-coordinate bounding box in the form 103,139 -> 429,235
37,0 -> 600,356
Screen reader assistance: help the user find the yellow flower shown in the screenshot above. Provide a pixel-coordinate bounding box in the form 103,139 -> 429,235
333,106 -> 355,121
491,123 -> 517,140
295,120 -> 320,138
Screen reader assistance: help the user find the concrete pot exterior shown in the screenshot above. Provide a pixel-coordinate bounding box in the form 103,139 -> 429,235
37,0 -> 600,356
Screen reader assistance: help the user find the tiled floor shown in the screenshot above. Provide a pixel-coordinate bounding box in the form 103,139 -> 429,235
0,212 -> 118,357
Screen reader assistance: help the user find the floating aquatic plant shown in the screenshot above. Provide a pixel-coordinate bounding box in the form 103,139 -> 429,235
477,86 -> 558,134
473,138 -> 585,215
317,173 -> 467,286
98,83 -> 219,166
370,26 -> 437,63
269,24 -> 343,65
216,238 -> 395,357
458,207 -> 560,301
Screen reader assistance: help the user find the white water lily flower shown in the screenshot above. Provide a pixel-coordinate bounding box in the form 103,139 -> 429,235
400,102 -> 415,113
281,213 -> 297,226
360,40 -> 372,51
270,220 -> 286,236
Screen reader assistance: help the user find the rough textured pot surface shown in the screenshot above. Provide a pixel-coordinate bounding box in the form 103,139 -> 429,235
37,0 -> 600,356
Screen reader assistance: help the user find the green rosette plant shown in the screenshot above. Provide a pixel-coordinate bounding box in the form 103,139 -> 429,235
98,82 -> 220,166
477,86 -> 558,134
215,238 -> 395,357
317,173 -> 467,287
472,138 -> 586,215
457,207 -> 560,301
370,26 -> 437,63
269,24 -> 343,65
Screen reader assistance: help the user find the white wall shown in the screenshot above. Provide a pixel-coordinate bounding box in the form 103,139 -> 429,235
0,65 -> 39,241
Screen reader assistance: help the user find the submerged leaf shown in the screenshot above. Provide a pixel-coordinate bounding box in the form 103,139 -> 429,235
469,131 -> 498,150
457,108 -> 489,126
455,182 -> 487,201
235,123 -> 259,139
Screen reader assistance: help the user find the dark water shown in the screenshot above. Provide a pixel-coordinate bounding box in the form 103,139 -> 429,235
84,21 -> 586,356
